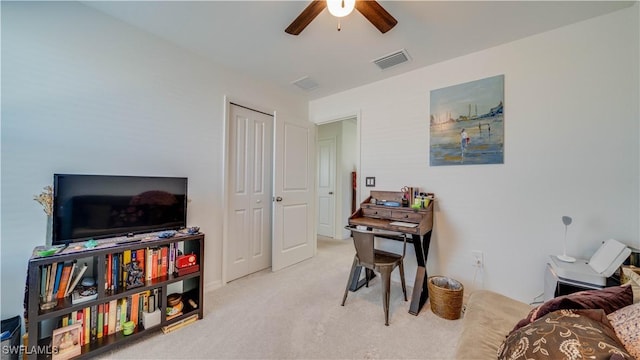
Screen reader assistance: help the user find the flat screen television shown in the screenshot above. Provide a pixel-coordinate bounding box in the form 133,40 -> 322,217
52,174 -> 188,245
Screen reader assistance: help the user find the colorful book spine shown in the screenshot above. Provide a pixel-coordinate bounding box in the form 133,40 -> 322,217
130,293 -> 139,327
97,303 -> 104,338
57,262 -> 73,299
108,299 -> 117,335
106,254 -> 112,291
123,250 -> 131,286
115,299 -> 122,332
136,249 -> 145,275
90,305 -> 97,342
146,248 -> 153,281
160,247 -> 168,277
103,302 -> 109,336
77,310 -> 84,345
151,249 -> 158,279
52,262 -> 63,299
120,298 -> 127,329
83,307 -> 90,345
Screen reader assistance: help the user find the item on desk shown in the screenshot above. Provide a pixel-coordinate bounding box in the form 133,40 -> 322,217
187,226 -> 200,234
381,201 -> 400,207
176,264 -> 200,277
389,221 -> 418,228
71,286 -> 97,305
36,244 -> 67,257
176,253 -> 197,269
84,239 -> 98,248
188,299 -> 198,309
125,260 -> 144,288
122,321 -> 135,336
158,230 -> 177,239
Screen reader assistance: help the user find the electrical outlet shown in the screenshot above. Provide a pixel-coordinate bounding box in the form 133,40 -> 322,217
472,250 -> 484,268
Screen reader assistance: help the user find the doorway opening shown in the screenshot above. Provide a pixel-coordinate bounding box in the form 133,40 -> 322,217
316,116 -> 359,240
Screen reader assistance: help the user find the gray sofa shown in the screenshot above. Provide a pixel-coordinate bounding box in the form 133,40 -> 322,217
454,290 -> 532,359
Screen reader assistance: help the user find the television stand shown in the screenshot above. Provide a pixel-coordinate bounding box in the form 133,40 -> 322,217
26,232 -> 204,359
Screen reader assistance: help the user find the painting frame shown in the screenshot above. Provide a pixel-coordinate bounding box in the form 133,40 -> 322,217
51,323 -> 82,360
429,75 -> 504,166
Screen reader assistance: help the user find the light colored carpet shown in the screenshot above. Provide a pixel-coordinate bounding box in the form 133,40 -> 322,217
98,237 -> 462,359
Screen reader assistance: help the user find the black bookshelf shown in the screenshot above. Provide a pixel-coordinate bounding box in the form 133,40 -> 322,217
26,233 -> 204,360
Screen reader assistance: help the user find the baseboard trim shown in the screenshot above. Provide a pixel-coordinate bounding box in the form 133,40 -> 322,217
205,279 -> 223,293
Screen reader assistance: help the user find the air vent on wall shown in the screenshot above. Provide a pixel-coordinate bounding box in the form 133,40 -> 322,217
373,49 -> 411,70
291,76 -> 319,91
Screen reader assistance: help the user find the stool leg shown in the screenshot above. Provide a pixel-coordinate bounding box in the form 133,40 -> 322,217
342,257 -> 358,306
381,269 -> 392,326
399,261 -> 407,301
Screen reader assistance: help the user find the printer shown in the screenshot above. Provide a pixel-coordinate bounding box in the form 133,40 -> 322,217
544,239 -> 631,301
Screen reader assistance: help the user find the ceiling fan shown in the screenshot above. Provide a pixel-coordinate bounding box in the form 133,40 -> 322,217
285,0 -> 397,35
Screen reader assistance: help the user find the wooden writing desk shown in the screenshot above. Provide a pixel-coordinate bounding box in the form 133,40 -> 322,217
348,191 -> 434,315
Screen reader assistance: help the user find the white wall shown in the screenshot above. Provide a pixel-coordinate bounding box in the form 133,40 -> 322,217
1,2 -> 308,320
310,5 -> 640,303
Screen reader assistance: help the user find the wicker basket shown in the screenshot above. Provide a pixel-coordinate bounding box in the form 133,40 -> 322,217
428,276 -> 464,320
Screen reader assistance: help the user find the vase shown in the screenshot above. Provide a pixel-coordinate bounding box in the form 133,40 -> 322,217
45,216 -> 53,247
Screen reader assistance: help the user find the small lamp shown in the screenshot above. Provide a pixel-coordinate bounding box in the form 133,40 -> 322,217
557,216 -> 576,263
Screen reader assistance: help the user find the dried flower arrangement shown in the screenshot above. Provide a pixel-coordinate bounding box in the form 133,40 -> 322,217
34,186 -> 53,217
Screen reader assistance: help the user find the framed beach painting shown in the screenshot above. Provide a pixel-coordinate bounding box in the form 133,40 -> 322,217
429,75 -> 504,166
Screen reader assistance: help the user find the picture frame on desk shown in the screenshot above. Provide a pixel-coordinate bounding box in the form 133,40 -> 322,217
51,323 -> 81,360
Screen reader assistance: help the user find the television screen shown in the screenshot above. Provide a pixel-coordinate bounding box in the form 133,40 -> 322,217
53,174 -> 187,245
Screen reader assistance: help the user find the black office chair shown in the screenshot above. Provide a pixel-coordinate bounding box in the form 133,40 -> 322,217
342,226 -> 407,326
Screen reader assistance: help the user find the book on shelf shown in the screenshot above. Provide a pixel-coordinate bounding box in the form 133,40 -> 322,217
108,299 -> 117,335
103,302 -> 109,337
90,305 -> 97,342
57,262 -> 73,299
136,249 -> 145,275
65,262 -> 88,297
97,304 -> 104,339
130,293 -> 140,327
82,307 -> 90,345
160,246 -> 168,276
62,261 -> 77,298
52,262 -> 63,301
123,250 -> 131,287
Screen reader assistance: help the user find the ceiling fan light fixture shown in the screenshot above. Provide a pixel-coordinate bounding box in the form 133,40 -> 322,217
327,0 -> 355,18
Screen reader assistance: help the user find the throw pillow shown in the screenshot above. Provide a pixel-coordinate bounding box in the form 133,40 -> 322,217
607,302 -> 640,359
498,309 -> 633,360
511,286 -> 633,334
621,267 -> 640,303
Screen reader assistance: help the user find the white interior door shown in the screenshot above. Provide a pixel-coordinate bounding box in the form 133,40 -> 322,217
272,117 -> 316,271
227,104 -> 273,281
317,138 -> 335,237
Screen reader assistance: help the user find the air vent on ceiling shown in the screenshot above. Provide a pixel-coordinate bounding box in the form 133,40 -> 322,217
373,49 -> 411,70
291,76 -> 319,91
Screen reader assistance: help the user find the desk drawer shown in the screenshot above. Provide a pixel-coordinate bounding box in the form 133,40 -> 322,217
390,210 -> 423,222
362,208 -> 392,219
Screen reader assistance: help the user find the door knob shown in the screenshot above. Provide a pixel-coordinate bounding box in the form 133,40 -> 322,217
275,196 -> 283,202
256,199 -> 261,203
329,192 -> 334,195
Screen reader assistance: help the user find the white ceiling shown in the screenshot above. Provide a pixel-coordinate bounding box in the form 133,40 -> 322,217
84,1 -> 634,100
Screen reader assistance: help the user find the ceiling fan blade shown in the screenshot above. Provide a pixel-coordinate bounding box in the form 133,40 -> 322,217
285,0 -> 327,35
355,0 -> 397,34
